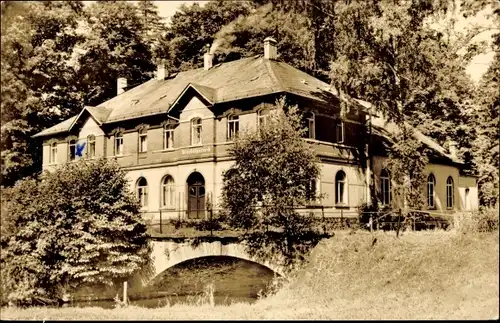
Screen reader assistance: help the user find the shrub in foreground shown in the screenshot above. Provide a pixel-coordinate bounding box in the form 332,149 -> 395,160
1,158 -> 151,306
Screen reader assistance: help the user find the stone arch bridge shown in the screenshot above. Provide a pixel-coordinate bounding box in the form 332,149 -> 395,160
143,239 -> 285,285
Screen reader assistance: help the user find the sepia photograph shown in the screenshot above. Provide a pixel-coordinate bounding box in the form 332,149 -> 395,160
0,0 -> 498,320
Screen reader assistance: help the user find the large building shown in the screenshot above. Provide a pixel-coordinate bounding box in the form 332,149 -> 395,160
33,38 -> 478,222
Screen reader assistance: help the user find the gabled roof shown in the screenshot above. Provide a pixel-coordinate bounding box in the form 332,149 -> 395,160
32,115 -> 78,138
169,83 -> 217,111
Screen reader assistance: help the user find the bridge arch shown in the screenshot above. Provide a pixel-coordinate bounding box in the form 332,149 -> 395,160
145,240 -> 285,285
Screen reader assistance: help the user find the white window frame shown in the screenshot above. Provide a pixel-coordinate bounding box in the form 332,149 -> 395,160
68,139 -> 76,161
136,177 -> 148,208
139,132 -> 148,153
427,174 -> 436,209
381,169 -> 391,206
163,125 -> 174,150
115,134 -> 123,156
446,176 -> 454,209
191,118 -> 202,146
307,112 -> 315,139
227,114 -> 239,141
161,175 -> 176,209
335,170 -> 347,205
87,135 -> 96,158
336,121 -> 344,143
49,142 -> 58,164
257,109 -> 271,129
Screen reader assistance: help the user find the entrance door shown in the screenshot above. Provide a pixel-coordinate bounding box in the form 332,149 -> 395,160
187,172 -> 205,219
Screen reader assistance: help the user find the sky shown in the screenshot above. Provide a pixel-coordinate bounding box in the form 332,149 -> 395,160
85,0 -> 495,82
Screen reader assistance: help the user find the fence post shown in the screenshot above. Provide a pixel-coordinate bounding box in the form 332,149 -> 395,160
210,207 -> 213,237
396,208 -> 401,238
123,281 -> 128,305
370,212 -> 373,233
341,209 -> 344,229
159,209 -> 162,234
321,205 -> 326,233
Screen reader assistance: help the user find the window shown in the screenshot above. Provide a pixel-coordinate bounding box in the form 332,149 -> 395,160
139,131 -> 147,153
68,140 -> 76,161
115,134 -> 123,156
335,170 -> 347,205
336,121 -> 344,143
161,175 -> 176,209
446,176 -> 454,209
136,177 -> 148,208
227,115 -> 239,140
427,174 -> 436,208
465,188 -> 470,210
306,112 -> 315,139
191,118 -> 202,145
163,125 -> 174,150
87,135 -> 96,158
306,178 -> 317,201
380,169 -> 391,206
49,142 -> 58,164
258,109 -> 271,128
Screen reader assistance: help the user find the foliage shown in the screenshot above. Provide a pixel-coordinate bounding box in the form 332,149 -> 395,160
1,158 -> 151,306
220,97 -> 325,266
459,206 -> 500,233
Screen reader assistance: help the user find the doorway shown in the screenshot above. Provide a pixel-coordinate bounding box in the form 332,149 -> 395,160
187,172 -> 205,219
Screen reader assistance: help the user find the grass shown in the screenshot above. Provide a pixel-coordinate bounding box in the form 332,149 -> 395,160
2,229 -> 498,320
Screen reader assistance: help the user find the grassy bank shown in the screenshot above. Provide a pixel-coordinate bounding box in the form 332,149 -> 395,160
2,230 -> 498,320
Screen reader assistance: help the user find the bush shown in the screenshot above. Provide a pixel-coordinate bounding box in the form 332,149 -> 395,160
459,207 -> 499,233
1,158 -> 151,306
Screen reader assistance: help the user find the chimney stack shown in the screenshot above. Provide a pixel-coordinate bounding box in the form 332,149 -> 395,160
117,77 -> 127,95
157,64 -> 166,80
264,37 -> 277,60
448,140 -> 458,157
204,52 -> 213,70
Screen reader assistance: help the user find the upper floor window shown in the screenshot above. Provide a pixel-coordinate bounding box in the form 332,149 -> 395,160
227,115 -> 239,141
163,125 -> 174,150
380,169 -> 391,206
306,112 -> 315,139
139,131 -> 147,153
446,176 -> 454,209
427,174 -> 436,208
306,178 -> 317,201
161,175 -> 176,209
49,142 -> 58,164
335,170 -> 347,205
191,118 -> 202,146
336,120 -> 344,143
258,109 -> 271,129
136,177 -> 148,208
115,134 -> 123,156
68,139 -> 76,161
87,135 -> 96,158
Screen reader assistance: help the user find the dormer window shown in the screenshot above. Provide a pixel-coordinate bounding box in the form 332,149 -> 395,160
114,134 -> 123,156
87,135 -> 96,158
191,118 -> 202,146
227,115 -> 239,141
163,125 -> 174,150
49,142 -> 58,164
336,120 -> 344,143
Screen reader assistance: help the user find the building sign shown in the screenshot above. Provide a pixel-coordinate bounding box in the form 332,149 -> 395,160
181,146 -> 211,155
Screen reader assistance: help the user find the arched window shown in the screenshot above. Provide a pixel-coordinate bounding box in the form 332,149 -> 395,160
87,135 -> 96,158
380,169 -> 391,206
335,170 -> 347,205
427,174 -> 436,208
446,176 -> 454,209
49,142 -> 58,164
114,133 -> 123,156
191,118 -> 202,145
136,177 -> 148,208
227,115 -> 239,140
161,175 -> 176,209
163,124 -> 174,150
305,111 -> 315,139
68,139 -> 76,161
465,188 -> 470,210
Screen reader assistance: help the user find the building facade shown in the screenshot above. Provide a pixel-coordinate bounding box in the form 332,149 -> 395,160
33,38 -> 479,222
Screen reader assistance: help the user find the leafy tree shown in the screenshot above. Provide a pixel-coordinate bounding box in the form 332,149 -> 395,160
220,97 -> 324,267
1,1 -> 85,187
1,158 -> 150,306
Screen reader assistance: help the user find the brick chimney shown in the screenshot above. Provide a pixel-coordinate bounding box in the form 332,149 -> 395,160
117,77 -> 127,95
156,63 -> 166,80
448,140 -> 458,157
204,52 -> 213,70
264,37 -> 277,60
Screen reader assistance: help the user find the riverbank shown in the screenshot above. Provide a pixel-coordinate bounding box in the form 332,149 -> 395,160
2,230 -> 498,320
